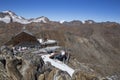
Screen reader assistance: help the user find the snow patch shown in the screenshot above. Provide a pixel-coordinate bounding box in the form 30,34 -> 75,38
60,20 -> 65,24
31,17 -> 47,23
0,16 -> 10,23
106,75 -> 119,80
43,46 -> 61,51
41,54 -> 75,77
38,39 -> 57,45
32,46 -> 61,54
12,18 -> 30,24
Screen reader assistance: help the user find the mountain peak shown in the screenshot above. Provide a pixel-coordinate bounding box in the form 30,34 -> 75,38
60,20 -> 65,24
0,11 -> 49,24
35,16 -> 49,23
2,10 -> 17,16
2,10 -> 13,13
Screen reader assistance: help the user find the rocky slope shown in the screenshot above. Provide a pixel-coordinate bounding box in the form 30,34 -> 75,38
0,11 -> 120,80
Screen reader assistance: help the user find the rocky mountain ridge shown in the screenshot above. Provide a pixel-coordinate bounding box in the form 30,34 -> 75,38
0,11 -> 49,24
1,11 -> 118,25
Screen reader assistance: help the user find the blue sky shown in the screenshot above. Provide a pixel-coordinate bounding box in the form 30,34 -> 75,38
0,0 -> 120,22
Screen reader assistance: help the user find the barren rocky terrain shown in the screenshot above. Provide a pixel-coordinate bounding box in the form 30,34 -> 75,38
0,18 -> 120,80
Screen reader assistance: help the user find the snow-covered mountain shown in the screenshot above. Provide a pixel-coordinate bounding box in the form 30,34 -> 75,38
29,16 -> 49,23
0,11 -> 49,24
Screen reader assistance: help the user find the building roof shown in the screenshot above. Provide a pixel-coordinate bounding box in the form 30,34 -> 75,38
5,30 -> 39,46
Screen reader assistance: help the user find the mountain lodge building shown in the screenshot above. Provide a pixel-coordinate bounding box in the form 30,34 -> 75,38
5,30 -> 40,48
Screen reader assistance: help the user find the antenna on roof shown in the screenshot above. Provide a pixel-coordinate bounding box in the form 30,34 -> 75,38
21,26 -> 33,35
22,26 -> 26,31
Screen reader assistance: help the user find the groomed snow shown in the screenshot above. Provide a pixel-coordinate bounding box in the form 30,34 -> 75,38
41,54 -> 75,77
